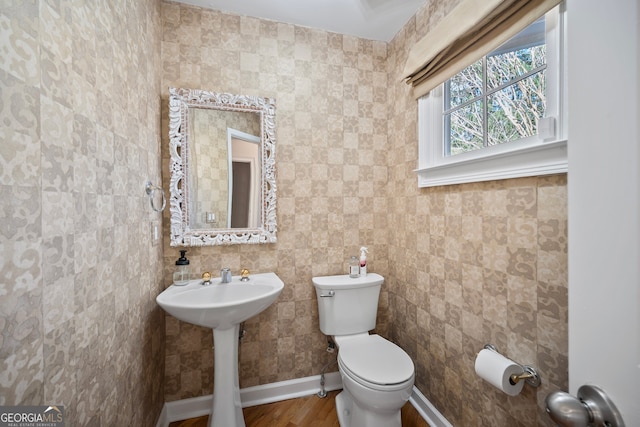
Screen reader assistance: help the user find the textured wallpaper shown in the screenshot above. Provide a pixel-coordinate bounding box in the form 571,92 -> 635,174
0,1 -> 164,426
1,0 -> 567,426
160,3 -> 567,427
0,0 -> 567,426
386,2 -> 568,426
160,1 -> 392,401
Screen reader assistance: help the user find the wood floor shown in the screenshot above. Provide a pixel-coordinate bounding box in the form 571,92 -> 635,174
168,390 -> 430,427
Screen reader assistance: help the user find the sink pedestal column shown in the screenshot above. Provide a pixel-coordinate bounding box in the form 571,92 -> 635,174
209,324 -> 245,427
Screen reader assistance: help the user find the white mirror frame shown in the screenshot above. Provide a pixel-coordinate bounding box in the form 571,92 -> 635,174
168,87 -> 277,246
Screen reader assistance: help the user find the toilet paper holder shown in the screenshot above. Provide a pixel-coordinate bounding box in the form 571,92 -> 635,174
483,344 -> 541,388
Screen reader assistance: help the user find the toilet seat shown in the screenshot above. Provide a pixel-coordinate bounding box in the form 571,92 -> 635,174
337,335 -> 414,390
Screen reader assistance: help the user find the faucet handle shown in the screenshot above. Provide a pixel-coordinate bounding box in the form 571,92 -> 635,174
240,269 -> 250,282
201,271 -> 212,285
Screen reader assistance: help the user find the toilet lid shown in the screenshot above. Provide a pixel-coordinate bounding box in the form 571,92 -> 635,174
338,335 -> 414,385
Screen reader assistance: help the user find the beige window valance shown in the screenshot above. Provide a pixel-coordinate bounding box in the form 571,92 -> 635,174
402,0 -> 562,99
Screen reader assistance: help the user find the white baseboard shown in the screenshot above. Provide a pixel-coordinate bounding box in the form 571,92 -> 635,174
155,404 -> 168,427
409,386 -> 454,427
241,371 -> 343,407
156,374 -> 454,427
157,372 -> 343,426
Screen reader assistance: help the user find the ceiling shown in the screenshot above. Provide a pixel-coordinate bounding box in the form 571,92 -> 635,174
172,0 -> 425,42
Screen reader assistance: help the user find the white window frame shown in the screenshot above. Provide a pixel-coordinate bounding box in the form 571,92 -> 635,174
416,4 -> 567,188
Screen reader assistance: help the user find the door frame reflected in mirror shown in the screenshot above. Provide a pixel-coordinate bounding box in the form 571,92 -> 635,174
227,128 -> 261,229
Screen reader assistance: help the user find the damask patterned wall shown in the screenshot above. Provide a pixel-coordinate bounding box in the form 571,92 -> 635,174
0,1 -> 164,425
160,4 -> 567,427
1,0 -> 567,425
385,2 -> 568,426
160,1 -> 392,401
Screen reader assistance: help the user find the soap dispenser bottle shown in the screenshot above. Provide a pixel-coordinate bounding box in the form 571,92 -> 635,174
173,250 -> 191,286
359,247 -> 368,276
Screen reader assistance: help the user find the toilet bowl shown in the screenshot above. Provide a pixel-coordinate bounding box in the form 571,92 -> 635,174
312,274 -> 415,427
334,334 -> 415,427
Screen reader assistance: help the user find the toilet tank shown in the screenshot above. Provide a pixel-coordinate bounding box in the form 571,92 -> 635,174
312,273 -> 384,336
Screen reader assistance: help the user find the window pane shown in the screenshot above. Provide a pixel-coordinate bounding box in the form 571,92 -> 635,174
446,99 -> 484,155
487,70 -> 546,145
446,59 -> 483,109
487,45 -> 546,90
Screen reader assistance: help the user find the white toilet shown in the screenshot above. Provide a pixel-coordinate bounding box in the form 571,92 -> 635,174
312,273 -> 415,427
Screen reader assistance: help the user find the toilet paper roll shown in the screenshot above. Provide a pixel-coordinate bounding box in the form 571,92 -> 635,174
474,349 -> 525,396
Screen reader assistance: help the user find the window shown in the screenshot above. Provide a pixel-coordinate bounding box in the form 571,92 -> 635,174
417,5 -> 567,187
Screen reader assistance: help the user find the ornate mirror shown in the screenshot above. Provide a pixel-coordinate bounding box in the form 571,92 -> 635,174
168,87 -> 277,246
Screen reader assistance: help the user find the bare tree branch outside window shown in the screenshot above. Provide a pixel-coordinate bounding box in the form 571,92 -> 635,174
445,44 -> 547,156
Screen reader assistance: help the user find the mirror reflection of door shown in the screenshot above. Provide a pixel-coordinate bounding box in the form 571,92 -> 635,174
231,161 -> 251,228
227,129 -> 260,228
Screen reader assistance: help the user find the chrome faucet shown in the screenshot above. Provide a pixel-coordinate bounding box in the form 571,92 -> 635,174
220,268 -> 232,284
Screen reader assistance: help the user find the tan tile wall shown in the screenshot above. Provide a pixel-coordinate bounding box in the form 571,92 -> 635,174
160,2 -> 391,401
0,1 -> 164,425
386,2 -> 568,426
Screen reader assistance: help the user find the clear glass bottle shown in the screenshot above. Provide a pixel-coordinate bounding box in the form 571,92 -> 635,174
173,250 -> 191,286
349,256 -> 359,278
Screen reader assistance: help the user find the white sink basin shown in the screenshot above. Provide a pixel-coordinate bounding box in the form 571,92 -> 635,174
157,271 -> 285,427
156,272 -> 284,329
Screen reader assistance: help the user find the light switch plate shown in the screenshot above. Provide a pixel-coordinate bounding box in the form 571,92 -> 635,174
151,221 -> 160,246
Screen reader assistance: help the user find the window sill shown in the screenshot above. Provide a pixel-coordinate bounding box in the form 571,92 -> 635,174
415,139 -> 567,187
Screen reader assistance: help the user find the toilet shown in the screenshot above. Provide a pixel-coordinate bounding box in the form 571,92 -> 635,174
312,273 -> 415,427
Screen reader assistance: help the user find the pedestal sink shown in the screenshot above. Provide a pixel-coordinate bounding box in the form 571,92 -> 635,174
156,272 -> 284,427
